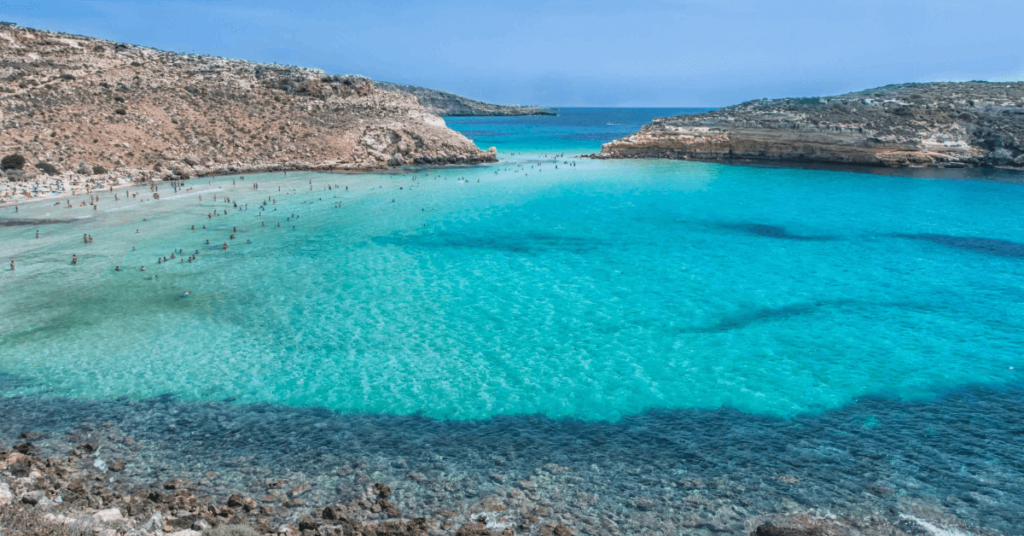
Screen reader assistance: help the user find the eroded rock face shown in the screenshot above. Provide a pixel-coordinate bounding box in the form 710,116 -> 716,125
596,82 -> 1024,170
0,24 -> 495,182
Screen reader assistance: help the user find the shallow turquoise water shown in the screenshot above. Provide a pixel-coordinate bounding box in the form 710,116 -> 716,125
3,109 -> 1024,533
1,109 -> 1022,423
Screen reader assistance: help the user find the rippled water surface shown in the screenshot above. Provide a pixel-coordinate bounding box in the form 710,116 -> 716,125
1,109 -> 1023,534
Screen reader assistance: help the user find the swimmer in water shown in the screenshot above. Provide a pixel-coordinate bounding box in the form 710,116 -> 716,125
115,265 -> 120,272
72,254 -> 77,265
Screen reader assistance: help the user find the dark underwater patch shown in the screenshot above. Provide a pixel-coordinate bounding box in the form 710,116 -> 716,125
373,231 -> 607,254
714,222 -> 836,241
0,382 -> 1022,533
683,300 -> 938,334
0,218 -> 70,227
891,233 -> 1024,258
684,300 -> 854,333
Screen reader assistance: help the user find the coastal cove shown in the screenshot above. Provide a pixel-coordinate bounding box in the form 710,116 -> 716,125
1,109 -> 1023,535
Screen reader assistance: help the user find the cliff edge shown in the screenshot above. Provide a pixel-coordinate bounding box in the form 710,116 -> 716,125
0,23 -> 496,183
595,82 -> 1024,170
375,81 -> 556,116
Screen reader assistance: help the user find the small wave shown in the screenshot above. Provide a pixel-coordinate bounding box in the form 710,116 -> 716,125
104,205 -> 138,212
901,516 -> 976,536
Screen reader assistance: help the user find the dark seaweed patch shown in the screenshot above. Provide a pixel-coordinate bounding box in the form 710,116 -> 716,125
715,222 -> 835,241
892,233 -> 1024,258
0,218 -> 69,227
685,300 -> 853,333
373,231 -> 608,254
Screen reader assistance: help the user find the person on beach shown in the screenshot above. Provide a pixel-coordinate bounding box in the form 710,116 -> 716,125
9,260 -> 13,271
72,254 -> 77,265
36,230 -> 39,239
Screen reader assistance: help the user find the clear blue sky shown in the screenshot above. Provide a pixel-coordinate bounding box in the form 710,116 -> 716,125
3,0 -> 1021,107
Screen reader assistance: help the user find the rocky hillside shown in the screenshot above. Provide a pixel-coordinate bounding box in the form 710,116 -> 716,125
0,23 -> 496,183
375,81 -> 556,116
595,82 -> 1024,170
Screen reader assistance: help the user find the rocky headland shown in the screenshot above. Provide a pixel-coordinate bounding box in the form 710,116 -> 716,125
0,23 -> 496,195
374,82 -> 556,117
595,82 -> 1024,170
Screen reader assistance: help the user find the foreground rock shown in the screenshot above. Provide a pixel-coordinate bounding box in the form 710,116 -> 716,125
1,432 -> 996,536
375,82 -> 556,117
595,82 -> 1024,170
0,23 -> 496,193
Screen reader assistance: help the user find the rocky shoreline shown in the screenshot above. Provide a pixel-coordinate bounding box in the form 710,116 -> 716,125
374,83 -> 556,117
0,394 -> 1001,536
594,82 -> 1024,170
0,428 -> 975,536
0,23 -> 497,202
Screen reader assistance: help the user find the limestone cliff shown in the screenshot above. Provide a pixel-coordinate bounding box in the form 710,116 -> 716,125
0,23 -> 496,182
596,82 -> 1024,170
375,81 -> 556,116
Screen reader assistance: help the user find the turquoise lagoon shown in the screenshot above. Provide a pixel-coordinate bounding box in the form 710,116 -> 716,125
1,109 -> 1023,533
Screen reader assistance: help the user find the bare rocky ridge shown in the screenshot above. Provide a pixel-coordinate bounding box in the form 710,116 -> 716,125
595,82 -> 1024,170
0,23 -> 496,186
375,82 -> 556,117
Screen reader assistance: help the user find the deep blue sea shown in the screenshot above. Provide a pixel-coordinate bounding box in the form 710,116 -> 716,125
1,108 -> 1022,535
